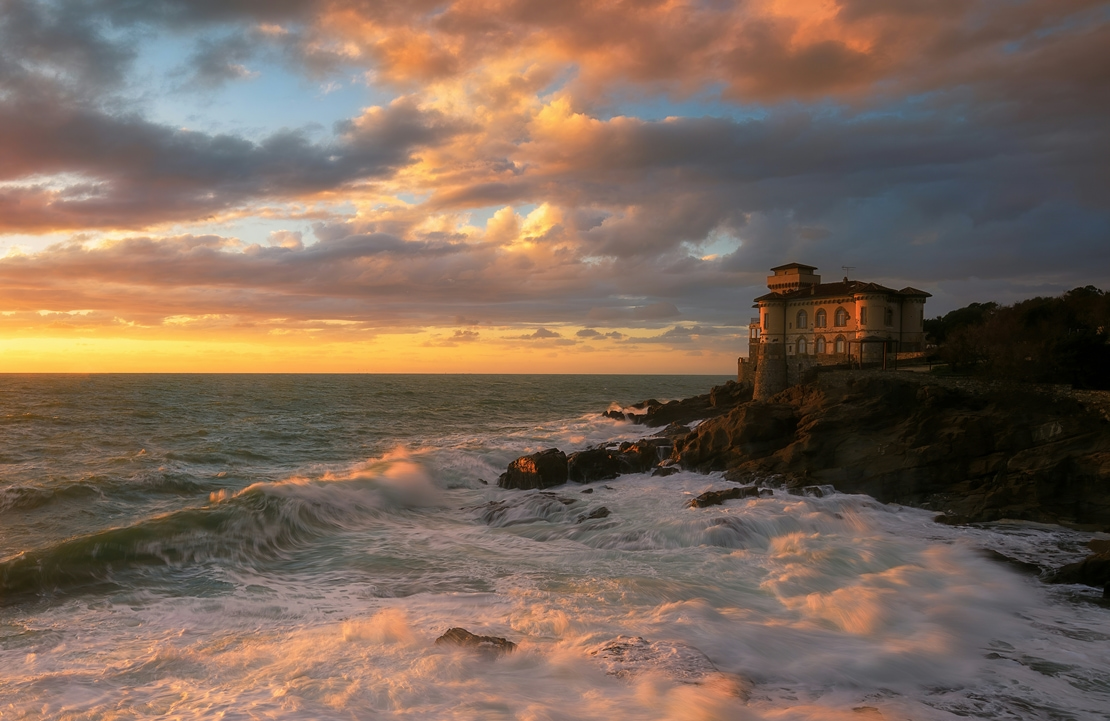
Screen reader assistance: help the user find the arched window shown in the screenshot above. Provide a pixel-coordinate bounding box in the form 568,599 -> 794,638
797,337 -> 807,355
816,337 -> 826,354
885,307 -> 894,326
815,309 -> 827,328
834,307 -> 849,327
796,310 -> 808,329
835,337 -> 845,354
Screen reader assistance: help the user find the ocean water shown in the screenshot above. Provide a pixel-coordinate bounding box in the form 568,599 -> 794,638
1,374 -> 1108,721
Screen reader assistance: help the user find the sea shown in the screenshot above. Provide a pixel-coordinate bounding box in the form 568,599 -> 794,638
1,374 -> 1108,721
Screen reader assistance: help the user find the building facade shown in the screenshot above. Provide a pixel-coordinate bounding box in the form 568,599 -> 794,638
740,263 -> 930,400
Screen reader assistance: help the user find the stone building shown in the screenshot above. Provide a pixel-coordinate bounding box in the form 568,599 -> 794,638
739,263 -> 930,400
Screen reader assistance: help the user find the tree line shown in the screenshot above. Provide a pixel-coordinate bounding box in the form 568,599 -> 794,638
924,286 -> 1110,389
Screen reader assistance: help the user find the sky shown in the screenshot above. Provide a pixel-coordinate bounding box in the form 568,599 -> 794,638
0,0 -> 1107,373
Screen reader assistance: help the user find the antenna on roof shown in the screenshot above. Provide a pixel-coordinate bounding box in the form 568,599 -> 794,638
841,266 -> 855,281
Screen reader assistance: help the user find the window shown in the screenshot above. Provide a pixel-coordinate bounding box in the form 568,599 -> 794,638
797,337 -> 807,355
835,337 -> 845,354
860,306 -> 868,325
796,310 -> 808,329
834,308 -> 849,327
885,307 -> 894,326
816,337 -> 826,354
815,309 -> 827,328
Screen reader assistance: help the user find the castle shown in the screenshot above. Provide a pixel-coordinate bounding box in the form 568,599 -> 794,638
739,263 -> 930,400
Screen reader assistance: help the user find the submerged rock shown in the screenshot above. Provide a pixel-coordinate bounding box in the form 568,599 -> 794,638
434,627 -> 516,658
588,635 -> 749,698
498,448 -> 568,490
686,486 -> 759,508
576,506 -> 610,523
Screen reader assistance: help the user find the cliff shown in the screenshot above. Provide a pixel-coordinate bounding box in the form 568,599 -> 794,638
672,371 -> 1110,530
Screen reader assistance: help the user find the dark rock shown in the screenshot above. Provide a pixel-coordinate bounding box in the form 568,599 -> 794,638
603,410 -> 626,421
675,402 -> 798,473
980,549 -> 1043,576
1089,539 -> 1110,553
651,466 -> 679,478
1043,552 -> 1110,588
498,448 -> 568,490
653,421 -> 692,441
577,506 -> 611,523
581,488 -> 594,494
477,478 -> 488,485
567,447 -> 621,483
934,513 -> 974,526
670,372 -> 1110,530
758,488 -> 775,497
617,439 -> 671,474
686,486 -> 759,508
434,627 -> 516,657
587,636 -> 749,697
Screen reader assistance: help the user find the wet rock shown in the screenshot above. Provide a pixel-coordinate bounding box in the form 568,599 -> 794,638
576,506 -> 611,523
623,382 -> 753,428
667,372 -> 1110,530
686,486 -> 759,508
651,466 -> 679,478
1043,551 -> 1110,589
567,447 -> 621,483
498,448 -> 568,490
581,488 -> 594,494
617,439 -> 671,474
653,421 -> 692,441
434,628 -> 516,658
786,484 -> 835,498
934,513 -> 975,525
588,636 -> 749,698
603,409 -> 626,421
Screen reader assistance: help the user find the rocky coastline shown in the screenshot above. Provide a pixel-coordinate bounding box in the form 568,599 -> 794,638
495,370 -> 1110,594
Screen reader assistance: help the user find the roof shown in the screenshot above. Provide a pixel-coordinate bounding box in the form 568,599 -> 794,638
754,280 -> 931,302
770,262 -> 818,272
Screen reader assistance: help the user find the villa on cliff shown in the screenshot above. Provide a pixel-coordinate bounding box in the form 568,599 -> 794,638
740,263 -> 931,400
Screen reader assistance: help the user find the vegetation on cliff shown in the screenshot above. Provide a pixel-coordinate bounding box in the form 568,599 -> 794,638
926,286 -> 1110,389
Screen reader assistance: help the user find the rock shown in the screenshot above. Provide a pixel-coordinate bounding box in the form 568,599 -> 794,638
603,409 -> 626,421
1089,539 -> 1110,553
588,636 -> 749,698
581,488 -> 594,494
567,447 -> 621,483
434,627 -> 516,658
498,448 -> 568,490
651,466 -> 679,478
577,506 -> 611,523
686,486 -> 759,508
1043,551 -> 1110,589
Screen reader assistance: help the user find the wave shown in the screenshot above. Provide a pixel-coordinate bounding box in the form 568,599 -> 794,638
0,472 -> 211,514
0,453 -> 442,605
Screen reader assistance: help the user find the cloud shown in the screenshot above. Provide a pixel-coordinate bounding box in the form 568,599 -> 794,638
0,95 -> 459,232
0,0 -> 1108,363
